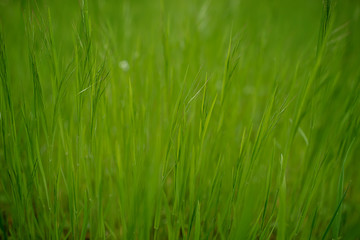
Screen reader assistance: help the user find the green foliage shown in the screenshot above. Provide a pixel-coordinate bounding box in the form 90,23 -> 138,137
0,0 -> 359,239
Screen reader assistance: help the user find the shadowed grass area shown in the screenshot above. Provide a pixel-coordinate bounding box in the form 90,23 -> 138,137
0,0 -> 359,239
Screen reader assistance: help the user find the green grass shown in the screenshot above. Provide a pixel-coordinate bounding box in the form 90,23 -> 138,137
0,0 -> 360,239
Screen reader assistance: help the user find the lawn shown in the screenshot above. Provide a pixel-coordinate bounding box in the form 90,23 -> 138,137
0,0 -> 359,239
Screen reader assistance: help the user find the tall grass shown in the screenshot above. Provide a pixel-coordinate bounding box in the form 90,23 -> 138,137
0,0 -> 359,239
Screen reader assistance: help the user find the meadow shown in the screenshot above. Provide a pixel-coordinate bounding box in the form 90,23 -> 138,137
0,0 -> 360,239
